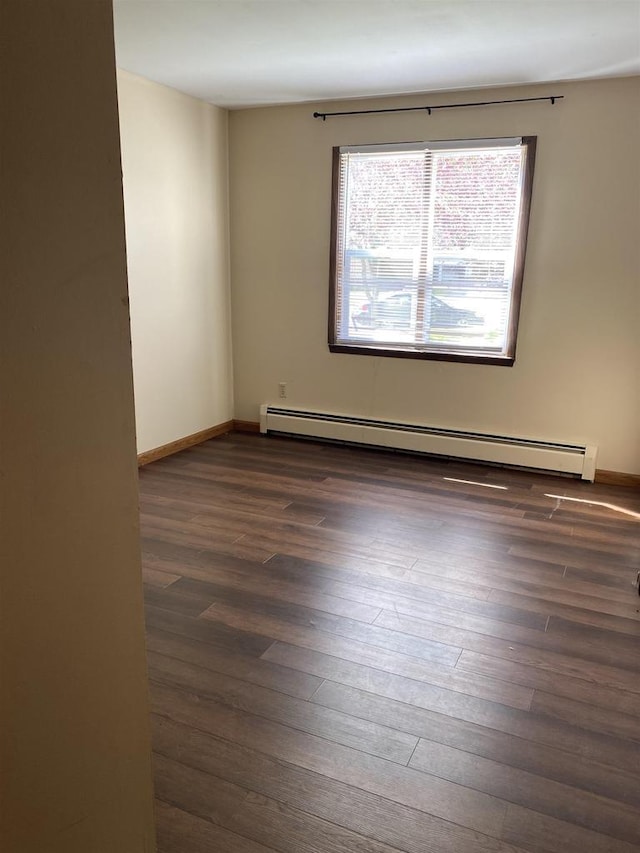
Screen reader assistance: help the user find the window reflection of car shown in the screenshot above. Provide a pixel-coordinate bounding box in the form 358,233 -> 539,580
351,292 -> 483,329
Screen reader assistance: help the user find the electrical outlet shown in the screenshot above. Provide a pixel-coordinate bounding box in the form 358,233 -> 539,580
278,382 -> 287,399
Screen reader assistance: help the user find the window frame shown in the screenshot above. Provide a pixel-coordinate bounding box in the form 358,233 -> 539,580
328,136 -> 537,366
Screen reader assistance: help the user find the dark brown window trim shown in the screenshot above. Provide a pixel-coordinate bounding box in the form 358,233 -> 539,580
328,136 -> 537,366
507,136 -> 536,356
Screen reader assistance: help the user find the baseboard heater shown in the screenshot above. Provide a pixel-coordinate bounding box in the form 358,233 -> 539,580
260,405 -> 597,481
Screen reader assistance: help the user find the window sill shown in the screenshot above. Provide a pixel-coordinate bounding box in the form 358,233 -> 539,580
328,343 -> 515,366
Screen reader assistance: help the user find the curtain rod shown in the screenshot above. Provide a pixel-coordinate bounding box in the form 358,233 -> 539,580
313,94 -> 563,121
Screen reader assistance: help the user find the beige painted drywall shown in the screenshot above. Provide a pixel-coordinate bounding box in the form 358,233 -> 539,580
118,71 -> 233,454
229,76 -> 640,475
0,3 -> 156,851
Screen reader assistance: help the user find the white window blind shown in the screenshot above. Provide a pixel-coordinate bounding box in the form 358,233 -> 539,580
330,137 -> 536,364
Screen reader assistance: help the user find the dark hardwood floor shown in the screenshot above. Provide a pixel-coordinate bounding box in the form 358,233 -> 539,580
139,432 -> 640,853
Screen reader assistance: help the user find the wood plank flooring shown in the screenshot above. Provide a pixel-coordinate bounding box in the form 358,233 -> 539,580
139,432 -> 640,853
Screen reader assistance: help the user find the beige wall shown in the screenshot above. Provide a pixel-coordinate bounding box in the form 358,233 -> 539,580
118,71 -> 233,454
230,76 -> 640,474
0,3 -> 155,851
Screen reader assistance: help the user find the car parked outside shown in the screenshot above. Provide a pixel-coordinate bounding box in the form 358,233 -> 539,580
351,291 -> 483,330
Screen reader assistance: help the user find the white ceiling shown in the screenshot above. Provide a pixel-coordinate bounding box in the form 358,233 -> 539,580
113,0 -> 640,108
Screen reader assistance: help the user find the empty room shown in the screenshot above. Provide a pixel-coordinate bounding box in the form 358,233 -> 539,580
2,1 -> 639,852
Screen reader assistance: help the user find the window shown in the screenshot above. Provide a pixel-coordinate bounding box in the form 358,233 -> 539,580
329,137 -> 536,365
